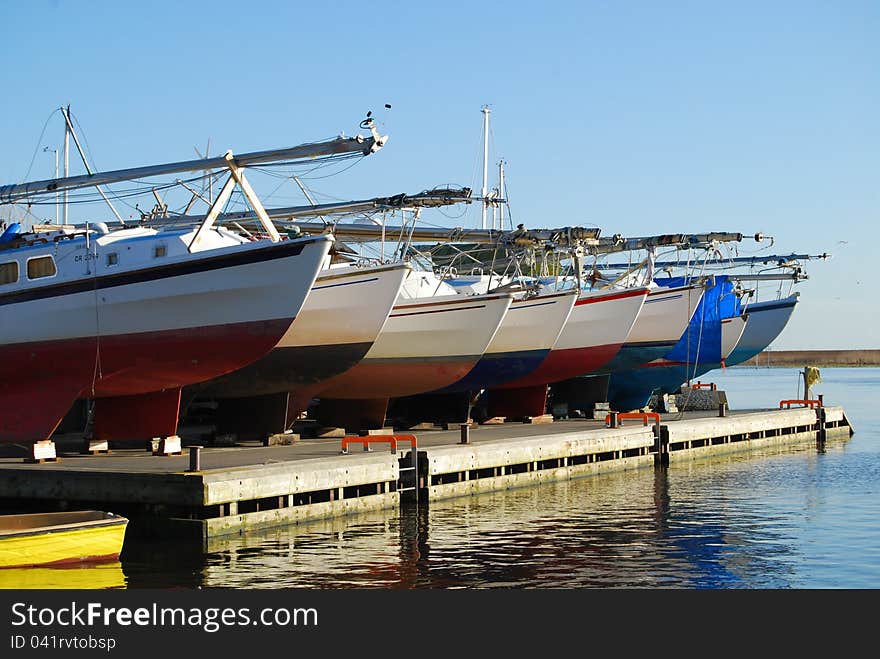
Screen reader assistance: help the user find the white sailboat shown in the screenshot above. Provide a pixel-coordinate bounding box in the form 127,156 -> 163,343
191,259 -> 413,400
0,115 -> 387,451
311,273 -> 513,430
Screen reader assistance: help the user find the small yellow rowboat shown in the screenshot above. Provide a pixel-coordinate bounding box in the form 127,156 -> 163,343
0,511 -> 128,568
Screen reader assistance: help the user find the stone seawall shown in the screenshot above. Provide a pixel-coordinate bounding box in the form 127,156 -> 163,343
741,349 -> 880,367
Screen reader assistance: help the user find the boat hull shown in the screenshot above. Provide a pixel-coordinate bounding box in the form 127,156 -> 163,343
431,291 -> 577,393
190,262 -> 410,398
726,294 -> 798,366
0,234 -> 332,443
492,286 -> 649,389
606,315 -> 749,411
606,276 -> 744,411
586,283 -> 706,374
0,512 -> 128,569
316,293 -> 512,399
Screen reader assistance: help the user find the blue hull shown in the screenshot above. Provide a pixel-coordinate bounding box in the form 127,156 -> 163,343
607,361 -> 723,411
432,349 -> 550,394
592,342 -> 677,375
604,275 -> 743,410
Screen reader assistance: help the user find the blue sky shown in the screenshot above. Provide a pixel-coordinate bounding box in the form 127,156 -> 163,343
1,1 -> 877,349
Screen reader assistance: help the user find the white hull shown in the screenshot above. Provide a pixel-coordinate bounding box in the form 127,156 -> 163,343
487,290 -> 578,355
555,287 -> 649,352
0,225 -> 333,442
627,283 -> 705,346
316,291 -> 513,399
493,286 -> 649,388
4,227 -> 331,346
191,260 -> 412,398
369,291 -> 512,361
279,261 -> 412,349
721,314 -> 749,360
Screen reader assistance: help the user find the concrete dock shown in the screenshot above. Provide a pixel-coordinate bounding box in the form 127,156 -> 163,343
0,405 -> 854,541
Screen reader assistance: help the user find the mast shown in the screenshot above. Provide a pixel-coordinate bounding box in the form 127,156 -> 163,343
481,105 -> 490,230
61,106 -> 124,222
62,106 -> 69,225
0,117 -> 388,204
497,158 -> 505,231
42,146 -> 59,224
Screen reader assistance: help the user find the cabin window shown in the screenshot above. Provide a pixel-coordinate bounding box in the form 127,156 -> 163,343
106,252 -> 118,266
0,261 -> 18,285
154,245 -> 167,258
27,255 -> 57,280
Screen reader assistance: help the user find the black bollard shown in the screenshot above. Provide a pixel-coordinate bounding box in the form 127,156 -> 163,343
188,445 -> 203,472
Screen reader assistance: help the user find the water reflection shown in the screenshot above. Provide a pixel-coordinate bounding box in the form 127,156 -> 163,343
177,436 -> 852,589
0,561 -> 126,590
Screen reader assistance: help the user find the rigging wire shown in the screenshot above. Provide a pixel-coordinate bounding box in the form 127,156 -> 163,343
20,108 -> 62,182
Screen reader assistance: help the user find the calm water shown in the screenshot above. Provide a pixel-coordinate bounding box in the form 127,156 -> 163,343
15,367 -> 880,589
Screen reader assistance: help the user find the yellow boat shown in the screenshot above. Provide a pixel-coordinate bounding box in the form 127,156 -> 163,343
0,511 -> 128,569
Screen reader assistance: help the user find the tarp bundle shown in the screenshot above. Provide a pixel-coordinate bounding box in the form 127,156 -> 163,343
655,274 -> 741,370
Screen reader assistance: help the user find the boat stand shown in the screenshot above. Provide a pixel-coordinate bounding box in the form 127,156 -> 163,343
25,440 -> 58,464
149,435 -> 182,456
81,438 -> 111,455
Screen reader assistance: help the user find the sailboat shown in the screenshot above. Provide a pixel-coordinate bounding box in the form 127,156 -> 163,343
724,293 -> 799,367
183,258 -> 412,438
604,274 -> 745,411
0,115 -> 386,453
384,284 -> 578,427
0,221 -> 333,447
480,284 -> 649,418
310,273 -> 513,431
430,288 -> 578,394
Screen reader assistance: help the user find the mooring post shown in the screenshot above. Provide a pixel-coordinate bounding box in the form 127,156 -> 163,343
411,446 -> 420,504
719,402 -> 728,417
460,423 -> 470,444
608,411 -> 619,428
653,422 -> 669,466
188,445 -> 203,472
817,405 -> 827,446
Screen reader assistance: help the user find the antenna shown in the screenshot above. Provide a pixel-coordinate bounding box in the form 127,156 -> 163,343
480,105 -> 490,230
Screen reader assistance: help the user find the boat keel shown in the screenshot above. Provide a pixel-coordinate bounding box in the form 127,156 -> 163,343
92,388 -> 182,442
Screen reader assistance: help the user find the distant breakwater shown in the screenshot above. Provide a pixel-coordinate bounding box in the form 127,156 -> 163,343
740,349 -> 880,367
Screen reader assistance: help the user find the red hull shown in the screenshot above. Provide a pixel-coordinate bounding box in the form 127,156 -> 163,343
315,357 -> 480,400
492,342 -> 623,390
0,318 -> 291,443
93,389 -> 182,441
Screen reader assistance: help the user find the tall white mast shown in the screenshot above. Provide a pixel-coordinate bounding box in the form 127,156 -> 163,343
62,105 -> 69,225
497,158 -> 505,231
43,146 -> 59,224
480,105 -> 490,230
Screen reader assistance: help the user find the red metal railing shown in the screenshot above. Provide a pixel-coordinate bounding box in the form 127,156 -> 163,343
779,399 -> 822,409
605,412 -> 661,427
340,434 -> 418,454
